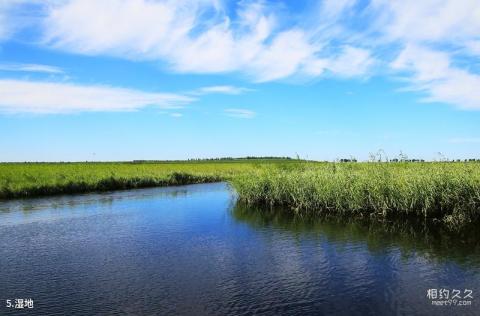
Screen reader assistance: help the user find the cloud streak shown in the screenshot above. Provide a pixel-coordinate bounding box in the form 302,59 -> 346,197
224,108 -> 256,119
190,85 -> 252,95
0,79 -> 193,113
0,63 -> 64,74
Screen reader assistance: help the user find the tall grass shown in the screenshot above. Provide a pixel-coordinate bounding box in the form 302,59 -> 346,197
230,162 -> 480,226
0,160 -> 297,199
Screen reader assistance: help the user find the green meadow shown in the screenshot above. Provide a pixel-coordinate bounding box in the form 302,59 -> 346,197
0,159 -> 299,199
1,160 -> 479,226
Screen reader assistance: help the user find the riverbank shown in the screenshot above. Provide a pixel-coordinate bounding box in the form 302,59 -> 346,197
1,160 -> 479,227
0,159 -> 297,199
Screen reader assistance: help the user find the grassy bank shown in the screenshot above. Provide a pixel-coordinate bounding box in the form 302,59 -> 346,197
230,162 -> 480,226
0,159 -> 298,199
1,160 -> 479,226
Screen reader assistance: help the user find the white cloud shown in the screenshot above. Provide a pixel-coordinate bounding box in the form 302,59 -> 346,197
301,46 -> 374,79
319,0 -> 357,21
368,0 -> 480,110
464,40 -> 480,56
371,0 -> 480,44
0,6 -> 7,40
328,46 -> 373,77
0,63 -> 63,74
0,79 -> 193,113
248,29 -> 318,82
191,85 -> 251,95
0,0 -> 44,42
43,0 -> 265,71
224,108 -> 255,119
0,1 -> 18,41
392,45 -> 480,110
4,0 -> 480,111
40,0 -> 371,81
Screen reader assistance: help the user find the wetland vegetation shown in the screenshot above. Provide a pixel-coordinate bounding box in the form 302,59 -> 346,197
1,159 -> 479,227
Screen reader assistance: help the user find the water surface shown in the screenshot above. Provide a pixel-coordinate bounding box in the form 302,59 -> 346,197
0,183 -> 479,315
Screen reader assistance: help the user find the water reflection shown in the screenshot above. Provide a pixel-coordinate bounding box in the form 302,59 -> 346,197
0,183 -> 479,315
232,202 -> 480,268
0,187 -> 192,213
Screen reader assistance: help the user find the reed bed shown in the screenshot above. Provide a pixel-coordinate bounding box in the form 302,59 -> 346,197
230,162 -> 480,226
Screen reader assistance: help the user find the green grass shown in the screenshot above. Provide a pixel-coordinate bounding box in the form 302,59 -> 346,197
0,159 -> 300,199
229,161 -> 480,226
1,160 -> 479,226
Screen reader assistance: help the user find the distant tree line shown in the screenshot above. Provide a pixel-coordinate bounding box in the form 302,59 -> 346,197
336,158 -> 480,163
131,156 -> 293,163
187,156 -> 292,161
338,158 -> 358,163
389,158 -> 425,162
189,156 -> 292,160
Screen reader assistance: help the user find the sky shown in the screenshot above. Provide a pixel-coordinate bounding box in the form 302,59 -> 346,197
0,0 -> 479,162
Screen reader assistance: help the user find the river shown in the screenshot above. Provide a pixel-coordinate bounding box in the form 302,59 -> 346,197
0,182 -> 478,315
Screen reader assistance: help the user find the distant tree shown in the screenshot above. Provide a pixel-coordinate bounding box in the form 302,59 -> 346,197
398,151 -> 408,162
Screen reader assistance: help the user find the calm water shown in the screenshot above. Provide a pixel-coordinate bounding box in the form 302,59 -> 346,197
0,182 -> 479,315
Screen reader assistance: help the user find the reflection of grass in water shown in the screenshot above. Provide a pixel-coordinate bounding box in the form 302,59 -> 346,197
232,202 -> 480,268
0,186 -> 193,215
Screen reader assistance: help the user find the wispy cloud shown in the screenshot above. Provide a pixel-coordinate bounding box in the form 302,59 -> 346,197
0,79 -> 193,113
190,85 -> 252,95
0,0 -> 43,42
0,63 -> 64,74
39,0 -> 372,82
371,0 -> 480,44
372,0 -> 480,110
0,3 -> 9,40
0,1 -> 19,41
224,108 -> 256,119
391,45 -> 480,110
3,0 -> 480,111
303,46 -> 374,78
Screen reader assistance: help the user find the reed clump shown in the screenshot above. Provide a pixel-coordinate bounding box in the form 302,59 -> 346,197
230,162 -> 480,226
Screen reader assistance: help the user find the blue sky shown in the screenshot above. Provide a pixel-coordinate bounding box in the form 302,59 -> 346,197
0,0 -> 479,161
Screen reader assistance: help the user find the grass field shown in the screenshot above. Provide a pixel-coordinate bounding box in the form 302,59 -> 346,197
1,160 -> 479,226
0,159 -> 299,199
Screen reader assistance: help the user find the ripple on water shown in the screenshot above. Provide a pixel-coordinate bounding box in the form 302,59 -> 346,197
0,183 -> 479,315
